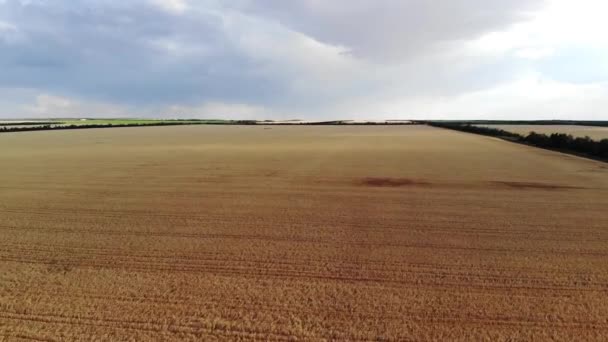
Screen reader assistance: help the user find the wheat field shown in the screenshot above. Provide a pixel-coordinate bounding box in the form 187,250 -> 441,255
1,125 -> 608,341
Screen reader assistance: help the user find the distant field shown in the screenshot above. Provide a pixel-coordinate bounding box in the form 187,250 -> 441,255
477,124 -> 608,140
1,125 -> 608,340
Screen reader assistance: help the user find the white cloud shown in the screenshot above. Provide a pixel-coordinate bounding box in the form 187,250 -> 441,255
151,0 -> 188,14
471,0 -> 608,59
219,10 -> 364,96
165,102 -> 274,119
20,94 -> 130,118
278,70 -> 608,121
0,20 -> 21,43
28,94 -> 72,113
3,90 -> 275,120
419,76 -> 608,120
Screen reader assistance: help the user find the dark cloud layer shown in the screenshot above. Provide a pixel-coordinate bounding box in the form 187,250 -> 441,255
240,0 -> 543,60
0,1 -> 286,107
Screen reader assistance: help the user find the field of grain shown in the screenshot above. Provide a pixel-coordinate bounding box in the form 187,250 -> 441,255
477,124 -> 608,140
1,125 -> 608,341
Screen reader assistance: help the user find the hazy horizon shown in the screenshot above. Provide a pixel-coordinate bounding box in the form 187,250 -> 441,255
2,117 -> 608,121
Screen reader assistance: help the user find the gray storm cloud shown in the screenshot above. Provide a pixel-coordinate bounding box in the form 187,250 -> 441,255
238,0 -> 543,60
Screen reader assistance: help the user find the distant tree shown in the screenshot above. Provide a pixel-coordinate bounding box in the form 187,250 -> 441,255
428,122 -> 608,162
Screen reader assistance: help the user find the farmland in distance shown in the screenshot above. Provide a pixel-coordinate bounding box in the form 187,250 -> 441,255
1,125 -> 608,341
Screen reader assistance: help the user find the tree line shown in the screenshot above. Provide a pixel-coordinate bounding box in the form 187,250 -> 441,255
430,120 -> 608,127
428,122 -> 608,162
0,121 -> 260,133
0,123 -> 189,133
0,121 -> 61,126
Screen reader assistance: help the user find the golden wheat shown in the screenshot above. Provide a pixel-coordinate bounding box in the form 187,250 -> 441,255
1,125 -> 607,341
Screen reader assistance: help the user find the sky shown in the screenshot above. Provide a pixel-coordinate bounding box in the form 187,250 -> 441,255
0,0 -> 607,120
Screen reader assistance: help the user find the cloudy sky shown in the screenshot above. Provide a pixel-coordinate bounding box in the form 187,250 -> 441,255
0,0 -> 607,120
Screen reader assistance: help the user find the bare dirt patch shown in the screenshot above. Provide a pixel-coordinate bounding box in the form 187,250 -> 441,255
492,181 -> 586,190
359,177 -> 430,187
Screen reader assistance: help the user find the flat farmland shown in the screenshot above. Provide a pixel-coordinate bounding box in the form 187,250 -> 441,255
477,124 -> 608,140
1,125 -> 608,341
